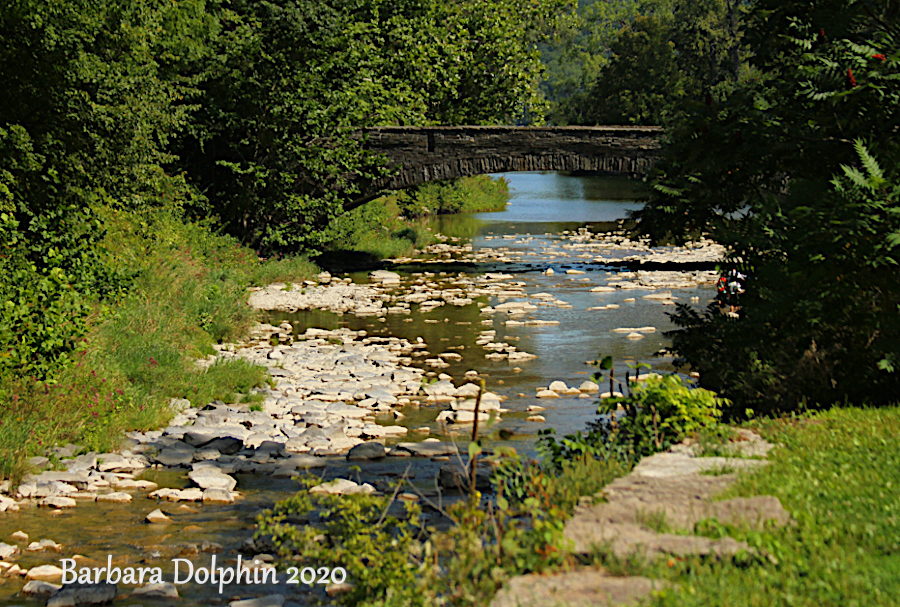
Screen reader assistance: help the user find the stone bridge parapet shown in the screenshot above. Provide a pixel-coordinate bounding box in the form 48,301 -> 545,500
347,125 -> 662,208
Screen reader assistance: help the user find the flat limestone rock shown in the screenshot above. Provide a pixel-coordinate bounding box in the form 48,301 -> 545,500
393,441 -> 459,457
0,542 -> 19,560
202,489 -> 235,504
39,496 -> 76,509
490,570 -> 666,607
309,479 -> 375,496
25,564 -> 65,581
188,470 -> 237,492
154,449 -> 193,467
229,594 -> 285,607
132,582 -> 179,599
564,431 -> 789,560
96,492 -> 132,504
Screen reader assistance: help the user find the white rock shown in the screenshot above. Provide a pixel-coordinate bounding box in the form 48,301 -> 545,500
578,381 -> 600,392
96,492 -> 132,503
10,530 -> 28,542
202,489 -> 235,504
0,542 -> 19,560
39,496 -> 76,509
25,564 -> 64,581
309,479 -> 375,496
145,509 -> 170,524
548,381 -> 569,392
188,470 -> 237,492
133,582 -> 179,599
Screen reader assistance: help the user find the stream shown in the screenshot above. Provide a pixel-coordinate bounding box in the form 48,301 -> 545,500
0,172 -> 718,607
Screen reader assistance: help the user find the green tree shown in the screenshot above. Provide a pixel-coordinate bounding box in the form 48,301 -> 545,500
545,0 -> 748,125
581,15 -> 687,125
0,0 -> 215,379
178,0 -> 567,254
638,0 -> 900,411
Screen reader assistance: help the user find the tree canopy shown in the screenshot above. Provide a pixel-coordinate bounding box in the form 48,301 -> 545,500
636,0 -> 900,411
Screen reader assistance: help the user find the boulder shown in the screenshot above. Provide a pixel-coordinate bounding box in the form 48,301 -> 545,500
548,381 -> 569,392
22,579 -> 61,596
10,530 -> 28,542
438,465 -> 492,491
39,496 -> 77,509
26,539 -> 61,552
0,494 -> 19,512
25,564 -> 65,581
204,436 -> 245,455
0,542 -> 19,560
369,270 -> 401,285
96,492 -> 132,504
188,470 -> 237,492
154,449 -> 193,467
346,442 -> 386,461
47,582 -> 117,606
202,489 -> 235,504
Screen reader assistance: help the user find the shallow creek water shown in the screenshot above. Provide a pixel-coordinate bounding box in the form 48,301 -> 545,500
0,173 -> 717,606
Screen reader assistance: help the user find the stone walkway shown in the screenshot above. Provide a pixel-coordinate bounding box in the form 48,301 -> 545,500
490,429 -> 791,607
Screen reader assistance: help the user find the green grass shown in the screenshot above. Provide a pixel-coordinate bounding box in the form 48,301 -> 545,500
0,208 -> 317,482
636,406 -> 900,607
323,195 -> 438,259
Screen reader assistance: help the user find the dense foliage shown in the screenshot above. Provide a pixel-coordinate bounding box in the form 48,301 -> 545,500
537,373 -> 724,466
542,0 -> 747,125
177,0 -> 566,253
636,0 -> 900,412
0,0 -> 562,385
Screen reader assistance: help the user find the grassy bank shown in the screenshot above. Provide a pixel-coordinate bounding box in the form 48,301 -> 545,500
633,406 -> 900,606
325,175 -> 509,260
0,208 -> 318,482
0,176 -> 507,482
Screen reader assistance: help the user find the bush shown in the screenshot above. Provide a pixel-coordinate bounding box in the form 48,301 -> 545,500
397,176 -> 509,219
539,374 -> 725,467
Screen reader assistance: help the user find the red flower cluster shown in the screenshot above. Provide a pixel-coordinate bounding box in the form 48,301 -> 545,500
848,68 -> 857,87
873,53 -> 886,61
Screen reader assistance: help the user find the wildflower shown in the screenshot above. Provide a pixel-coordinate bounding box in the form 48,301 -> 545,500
873,53 -> 886,61
149,357 -> 158,367
848,67 -> 857,87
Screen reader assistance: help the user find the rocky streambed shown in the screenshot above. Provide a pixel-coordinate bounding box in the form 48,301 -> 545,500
0,221 -> 725,607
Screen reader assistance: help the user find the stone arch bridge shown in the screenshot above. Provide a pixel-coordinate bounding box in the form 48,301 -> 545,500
347,125 -> 662,210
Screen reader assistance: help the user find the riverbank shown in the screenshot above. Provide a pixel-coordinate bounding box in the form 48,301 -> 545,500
0,177 -> 510,484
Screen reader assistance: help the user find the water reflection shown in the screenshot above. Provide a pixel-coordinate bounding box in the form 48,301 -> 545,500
475,172 -> 648,223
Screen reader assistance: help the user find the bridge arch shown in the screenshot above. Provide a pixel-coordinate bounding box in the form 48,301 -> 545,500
346,125 -> 662,210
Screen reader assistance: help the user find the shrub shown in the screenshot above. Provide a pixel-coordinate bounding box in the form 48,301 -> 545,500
539,374 -> 726,467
